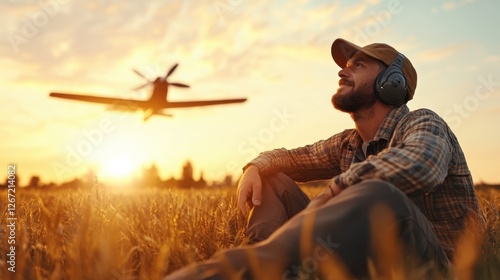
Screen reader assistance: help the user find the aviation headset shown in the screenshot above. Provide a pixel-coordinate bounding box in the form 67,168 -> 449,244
374,53 -> 408,106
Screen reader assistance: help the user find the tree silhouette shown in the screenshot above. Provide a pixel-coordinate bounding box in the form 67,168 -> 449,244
5,160 -> 237,191
223,174 -> 233,187
179,161 -> 194,189
27,176 -> 41,188
141,164 -> 162,187
196,171 -> 207,188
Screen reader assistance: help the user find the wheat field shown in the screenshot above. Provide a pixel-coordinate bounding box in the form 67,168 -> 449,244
0,184 -> 499,279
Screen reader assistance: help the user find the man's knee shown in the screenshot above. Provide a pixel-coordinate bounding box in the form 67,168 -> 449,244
261,172 -> 293,185
335,179 -> 410,215
352,178 -> 395,189
260,172 -> 297,194
348,179 -> 402,197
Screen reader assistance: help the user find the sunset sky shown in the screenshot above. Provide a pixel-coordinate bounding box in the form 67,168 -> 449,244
1,0 -> 499,186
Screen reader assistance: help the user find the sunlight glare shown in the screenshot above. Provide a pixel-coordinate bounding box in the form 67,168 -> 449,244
101,155 -> 134,177
99,154 -> 137,180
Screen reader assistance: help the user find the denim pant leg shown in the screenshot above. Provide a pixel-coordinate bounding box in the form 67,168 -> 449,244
246,172 -> 310,244
237,179 -> 449,279
164,179 -> 450,280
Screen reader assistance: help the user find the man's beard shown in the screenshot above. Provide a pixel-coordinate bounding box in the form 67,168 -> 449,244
331,80 -> 377,113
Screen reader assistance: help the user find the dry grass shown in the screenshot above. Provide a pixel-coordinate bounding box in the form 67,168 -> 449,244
0,184 -> 498,279
0,186 -> 245,280
473,185 -> 500,279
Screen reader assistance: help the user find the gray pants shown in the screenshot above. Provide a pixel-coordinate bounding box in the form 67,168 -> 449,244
165,173 -> 450,279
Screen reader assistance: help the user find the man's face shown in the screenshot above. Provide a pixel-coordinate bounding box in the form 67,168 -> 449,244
332,52 -> 383,113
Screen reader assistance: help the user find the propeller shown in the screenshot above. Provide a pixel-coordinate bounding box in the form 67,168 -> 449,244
169,82 -> 190,88
132,68 -> 152,90
133,69 -> 151,82
132,63 -> 190,90
165,63 -> 178,79
133,82 -> 150,91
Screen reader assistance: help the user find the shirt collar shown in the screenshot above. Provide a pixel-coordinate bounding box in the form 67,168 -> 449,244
373,105 -> 409,141
348,105 -> 409,149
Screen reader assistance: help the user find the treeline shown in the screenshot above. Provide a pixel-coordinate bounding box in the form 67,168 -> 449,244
2,161 -> 498,191
0,161 -> 235,190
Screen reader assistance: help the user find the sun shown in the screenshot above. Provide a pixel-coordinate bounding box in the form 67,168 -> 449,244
94,150 -> 143,185
100,155 -> 136,178
86,130 -> 148,185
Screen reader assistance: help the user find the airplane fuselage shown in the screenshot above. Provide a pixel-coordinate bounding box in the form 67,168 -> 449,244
149,78 -> 169,108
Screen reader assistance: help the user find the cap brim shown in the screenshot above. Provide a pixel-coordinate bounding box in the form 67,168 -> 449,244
331,38 -> 383,68
331,39 -> 362,68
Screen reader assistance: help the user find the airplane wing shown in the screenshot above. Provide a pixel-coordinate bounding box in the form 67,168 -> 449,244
164,98 -> 247,108
50,92 -> 147,110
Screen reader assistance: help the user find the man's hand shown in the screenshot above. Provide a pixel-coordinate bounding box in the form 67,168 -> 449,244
237,165 -> 262,215
306,180 -> 342,211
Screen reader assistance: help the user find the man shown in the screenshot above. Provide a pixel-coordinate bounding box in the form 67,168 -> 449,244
165,38 -> 484,279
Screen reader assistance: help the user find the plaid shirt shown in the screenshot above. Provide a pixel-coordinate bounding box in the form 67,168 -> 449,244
248,105 -> 484,259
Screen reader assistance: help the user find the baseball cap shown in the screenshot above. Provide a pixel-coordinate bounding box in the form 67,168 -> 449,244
331,38 -> 417,101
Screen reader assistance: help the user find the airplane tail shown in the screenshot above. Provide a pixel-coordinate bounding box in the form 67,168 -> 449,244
143,109 -> 172,121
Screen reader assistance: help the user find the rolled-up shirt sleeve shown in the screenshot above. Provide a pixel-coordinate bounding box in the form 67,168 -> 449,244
245,130 -> 354,182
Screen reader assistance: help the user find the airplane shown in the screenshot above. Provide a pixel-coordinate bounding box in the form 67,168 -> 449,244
50,63 -> 247,121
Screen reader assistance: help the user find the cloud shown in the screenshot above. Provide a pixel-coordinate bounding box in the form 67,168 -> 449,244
0,0 -> 352,90
414,43 -> 468,62
0,0 -> 348,115
432,0 -> 476,13
2,2 -> 189,82
334,0 -> 382,26
442,1 -> 457,10
484,55 -> 500,64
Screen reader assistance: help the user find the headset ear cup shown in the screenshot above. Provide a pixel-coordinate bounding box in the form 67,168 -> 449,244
374,54 -> 408,106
